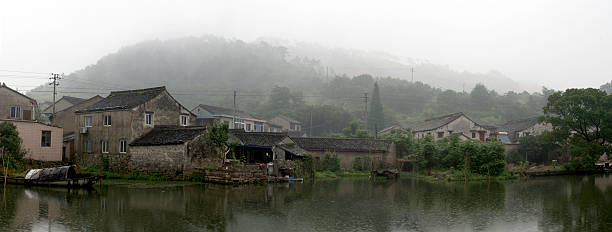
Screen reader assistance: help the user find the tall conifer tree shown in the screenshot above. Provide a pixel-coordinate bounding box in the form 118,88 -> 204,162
368,82 -> 384,134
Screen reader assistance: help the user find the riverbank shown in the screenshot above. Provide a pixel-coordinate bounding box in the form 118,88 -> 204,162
402,170 -> 519,182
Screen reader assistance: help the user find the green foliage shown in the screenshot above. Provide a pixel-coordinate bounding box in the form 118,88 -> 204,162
337,121 -> 371,138
320,152 -> 340,172
0,122 -> 24,169
294,154 -> 315,178
368,82 -> 384,133
189,172 -> 207,182
507,132 -> 566,164
207,122 -> 230,148
601,81 -> 612,95
413,134 -> 506,176
543,88 -> 611,169
382,130 -> 416,158
353,156 -> 372,171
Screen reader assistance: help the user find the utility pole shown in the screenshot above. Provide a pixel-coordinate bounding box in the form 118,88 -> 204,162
411,67 -> 414,82
233,90 -> 237,129
49,73 -> 62,121
309,109 -> 313,137
362,92 -> 368,130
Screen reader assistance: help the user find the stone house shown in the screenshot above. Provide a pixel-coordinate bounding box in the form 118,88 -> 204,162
228,129 -> 305,176
43,96 -> 87,119
192,104 -> 267,132
74,86 -> 196,172
291,137 -> 397,170
50,95 -> 103,161
0,83 -> 37,121
0,119 -> 63,161
411,112 -> 495,141
268,115 -> 302,132
129,126 -> 215,176
377,125 -> 408,137
497,116 -> 552,145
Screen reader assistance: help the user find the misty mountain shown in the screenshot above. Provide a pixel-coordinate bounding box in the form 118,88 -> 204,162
264,40 -> 538,93
28,35 -> 536,110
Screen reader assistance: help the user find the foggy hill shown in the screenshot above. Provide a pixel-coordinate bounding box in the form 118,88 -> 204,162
28,35 -> 534,107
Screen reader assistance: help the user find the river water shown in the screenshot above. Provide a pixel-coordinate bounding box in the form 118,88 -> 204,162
1,174 -> 611,232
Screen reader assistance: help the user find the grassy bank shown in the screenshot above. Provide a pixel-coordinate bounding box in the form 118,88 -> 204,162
403,169 -> 519,182
315,170 -> 371,179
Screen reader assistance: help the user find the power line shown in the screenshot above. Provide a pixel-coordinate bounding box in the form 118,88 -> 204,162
49,73 -> 62,119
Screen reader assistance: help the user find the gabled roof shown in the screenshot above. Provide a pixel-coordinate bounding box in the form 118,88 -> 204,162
273,115 -> 301,124
228,129 -> 290,147
378,125 -> 407,134
76,86 -> 166,113
130,126 -> 207,146
497,116 -> 541,133
194,104 -> 255,119
291,137 -> 392,153
411,112 -> 465,132
0,83 -> 36,103
43,96 -> 87,112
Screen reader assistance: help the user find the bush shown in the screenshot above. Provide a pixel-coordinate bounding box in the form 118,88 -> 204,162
353,156 -> 372,171
320,152 -> 340,172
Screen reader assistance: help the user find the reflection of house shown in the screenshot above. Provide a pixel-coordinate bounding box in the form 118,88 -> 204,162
0,119 -> 63,161
0,83 -> 37,121
411,112 -> 495,141
192,104 -> 266,132
497,116 -> 551,144
129,126 -> 211,175
43,96 -> 87,119
74,86 -> 196,172
228,129 -> 304,164
291,137 -> 396,169
268,115 -> 302,132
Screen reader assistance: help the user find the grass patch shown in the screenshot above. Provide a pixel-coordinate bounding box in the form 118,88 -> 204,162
404,169 -> 519,182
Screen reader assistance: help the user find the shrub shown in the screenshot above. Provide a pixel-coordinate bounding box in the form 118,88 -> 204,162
320,152 -> 340,172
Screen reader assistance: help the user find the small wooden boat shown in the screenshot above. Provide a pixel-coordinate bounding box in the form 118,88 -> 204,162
3,165 -> 101,188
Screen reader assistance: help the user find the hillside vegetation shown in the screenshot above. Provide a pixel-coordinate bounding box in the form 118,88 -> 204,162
27,36 -> 552,136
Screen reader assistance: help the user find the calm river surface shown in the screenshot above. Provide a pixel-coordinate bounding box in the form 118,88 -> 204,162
1,175 -> 612,232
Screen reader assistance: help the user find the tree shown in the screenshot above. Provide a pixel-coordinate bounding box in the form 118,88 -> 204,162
340,121 -> 371,138
0,122 -> 23,173
543,88 -> 612,169
470,83 -> 495,111
368,82 -> 384,133
206,122 -> 231,159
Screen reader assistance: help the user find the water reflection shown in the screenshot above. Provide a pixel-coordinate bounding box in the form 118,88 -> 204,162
1,175 -> 612,231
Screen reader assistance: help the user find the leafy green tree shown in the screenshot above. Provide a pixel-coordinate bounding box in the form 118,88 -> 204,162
471,142 -> 506,176
338,121 -> 371,138
368,82 -> 384,133
417,136 -> 439,174
320,152 -> 340,172
470,83 -> 495,111
206,122 -> 232,159
543,88 -> 611,169
0,122 -> 23,169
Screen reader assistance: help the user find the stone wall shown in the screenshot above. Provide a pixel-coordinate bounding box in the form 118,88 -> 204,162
130,144 -> 186,176
77,153 -> 131,173
308,150 -> 396,170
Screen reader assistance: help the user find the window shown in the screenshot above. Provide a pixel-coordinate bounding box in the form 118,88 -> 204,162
10,106 -> 21,119
246,124 -> 251,131
180,115 -> 188,126
84,116 -> 92,127
471,132 -> 476,138
86,140 -> 92,153
145,113 -> 153,125
233,118 -> 244,129
101,140 -> 109,153
41,131 -> 51,147
120,139 -> 127,153
255,122 -> 265,132
104,115 -> 112,126
437,132 -> 444,138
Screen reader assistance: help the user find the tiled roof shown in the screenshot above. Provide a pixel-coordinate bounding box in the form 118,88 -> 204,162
291,137 -> 392,153
497,116 -> 541,133
43,96 -> 88,112
130,126 -> 207,146
76,87 -> 166,113
229,129 -> 289,147
411,113 -> 465,132
274,115 -> 301,124
195,104 -> 255,119
0,83 -> 36,102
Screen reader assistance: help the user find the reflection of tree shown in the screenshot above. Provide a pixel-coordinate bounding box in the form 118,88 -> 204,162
539,175 -> 612,231
0,187 -> 18,230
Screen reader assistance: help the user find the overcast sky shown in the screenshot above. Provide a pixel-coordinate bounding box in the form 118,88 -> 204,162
1,0 -> 611,91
